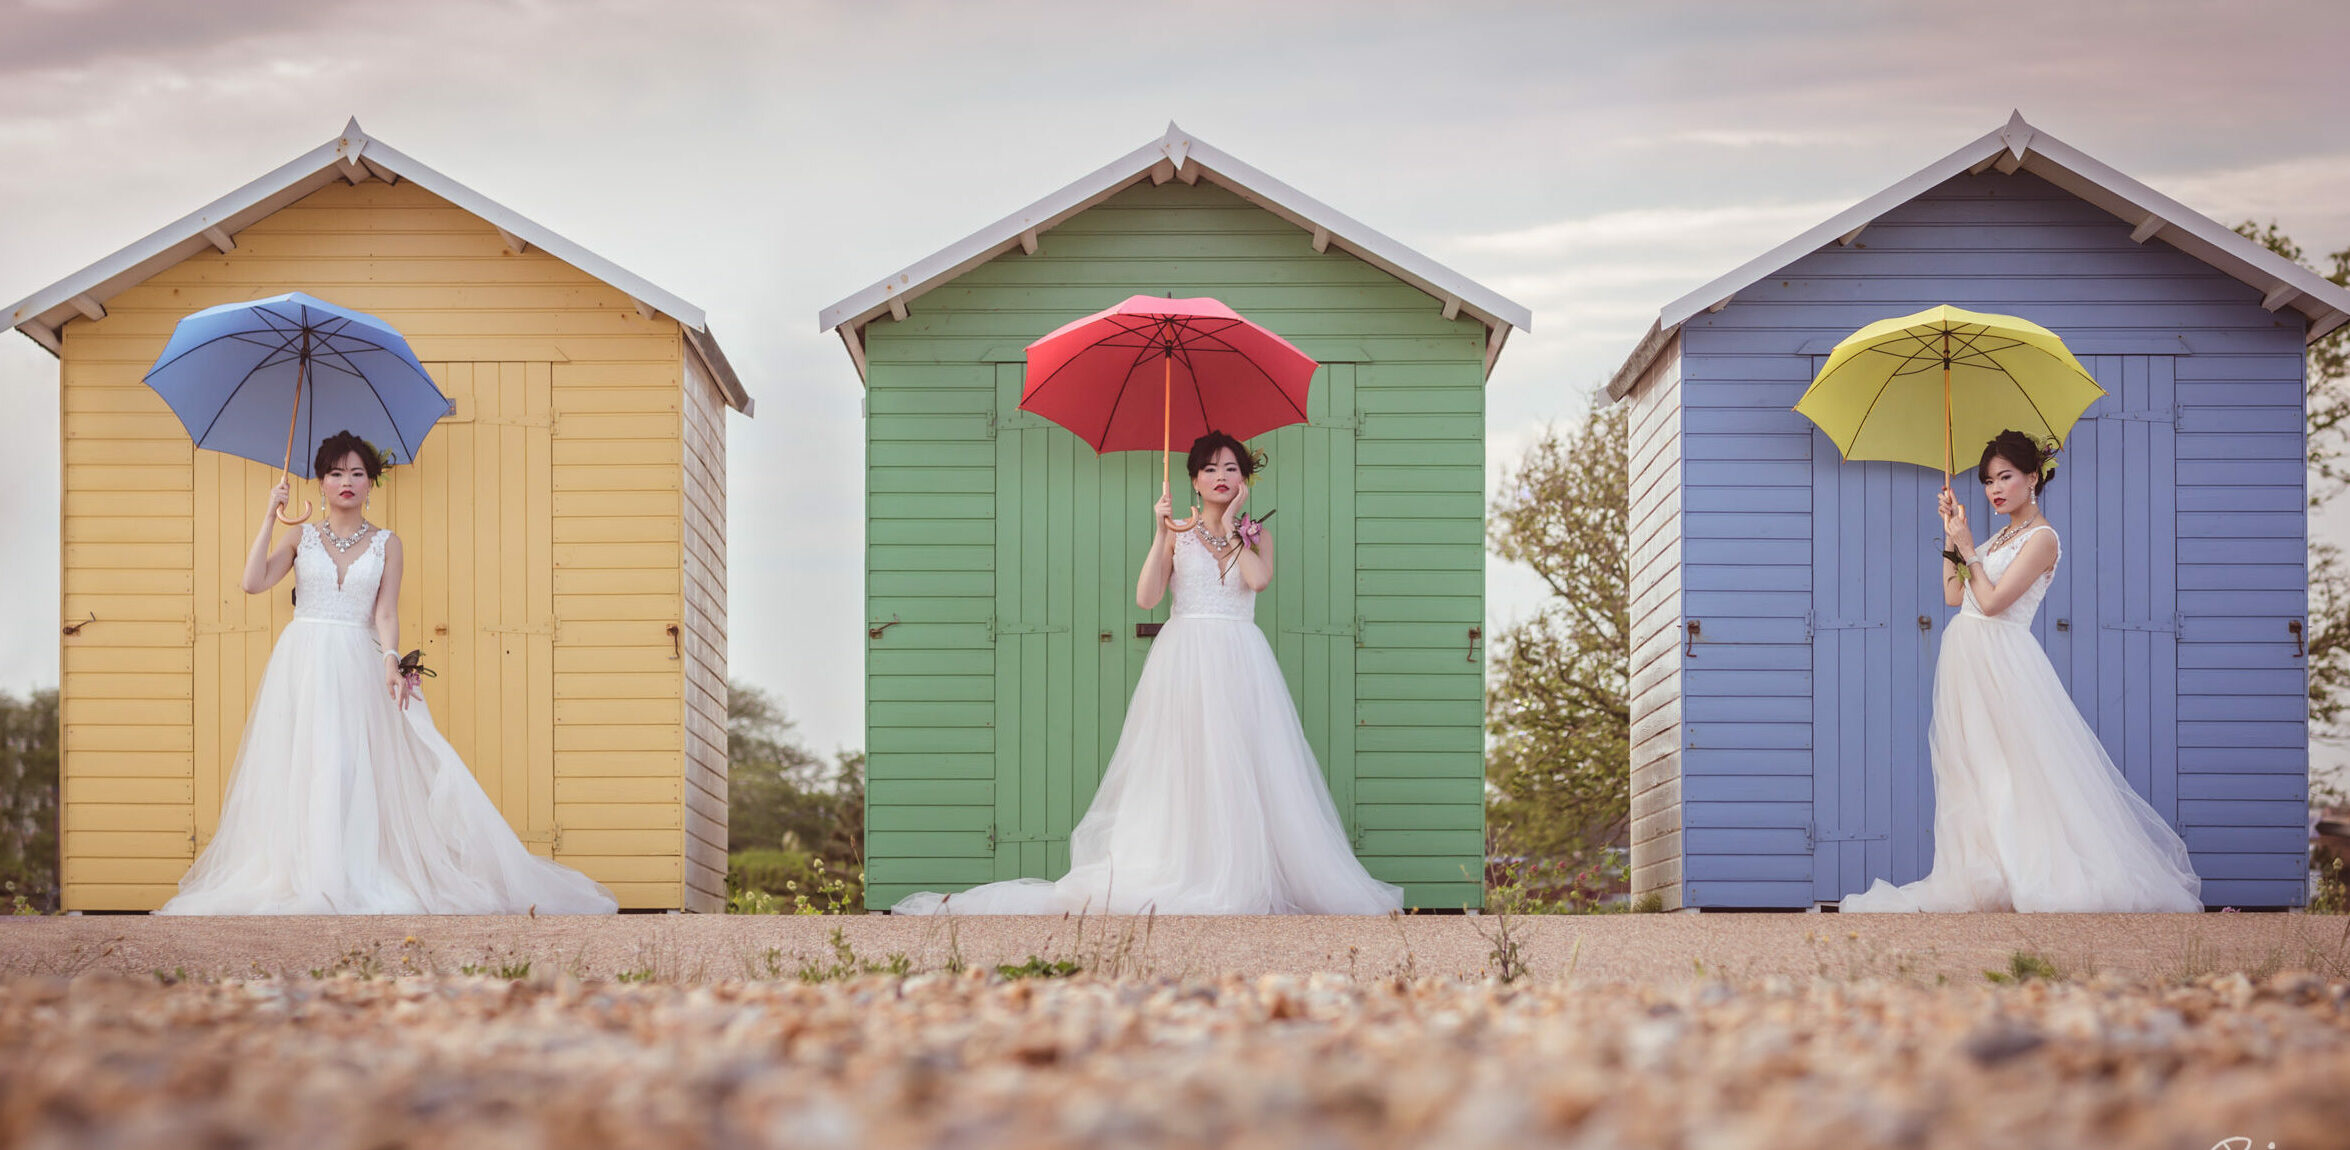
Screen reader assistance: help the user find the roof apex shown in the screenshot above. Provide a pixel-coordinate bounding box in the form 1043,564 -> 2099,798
1608,113 -> 2350,400
818,124 -> 1532,381
5,119 -> 751,414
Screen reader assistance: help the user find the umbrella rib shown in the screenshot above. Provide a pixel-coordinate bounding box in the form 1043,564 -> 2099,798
1171,317 -> 1309,427
143,328 -> 298,379
187,351 -> 288,453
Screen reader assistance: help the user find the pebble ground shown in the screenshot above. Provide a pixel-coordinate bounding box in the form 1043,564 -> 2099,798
1,913 -> 2343,1148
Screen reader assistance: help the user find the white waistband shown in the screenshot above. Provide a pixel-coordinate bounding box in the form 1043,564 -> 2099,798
290,615 -> 373,630
1169,612 -> 1255,623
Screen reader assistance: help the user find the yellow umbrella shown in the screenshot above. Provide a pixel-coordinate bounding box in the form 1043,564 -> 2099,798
1793,305 -> 2106,482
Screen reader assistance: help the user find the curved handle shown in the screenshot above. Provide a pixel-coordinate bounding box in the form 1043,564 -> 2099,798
276,499 -> 313,525
1161,513 -> 1196,533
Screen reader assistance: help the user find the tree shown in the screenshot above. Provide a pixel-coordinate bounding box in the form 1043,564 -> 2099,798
726,681 -> 863,870
2236,223 -> 2350,743
0,688 -> 59,911
1484,395 -> 1630,869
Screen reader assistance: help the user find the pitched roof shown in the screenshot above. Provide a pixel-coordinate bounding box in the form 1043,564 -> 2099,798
4,118 -> 752,414
818,123 -> 1533,380
1607,112 -> 2350,400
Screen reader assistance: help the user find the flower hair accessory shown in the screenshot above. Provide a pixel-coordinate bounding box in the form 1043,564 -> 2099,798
2039,436 -> 2060,479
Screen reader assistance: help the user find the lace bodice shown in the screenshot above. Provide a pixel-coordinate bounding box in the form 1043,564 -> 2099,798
1169,526 -> 1256,621
293,524 -> 391,627
1961,524 -> 2057,627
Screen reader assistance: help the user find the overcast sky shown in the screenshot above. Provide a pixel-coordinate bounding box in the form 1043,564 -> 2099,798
3,0 -> 2347,768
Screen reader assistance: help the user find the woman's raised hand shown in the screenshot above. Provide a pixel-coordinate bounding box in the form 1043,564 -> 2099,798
265,478 -> 291,519
1155,485 -> 1196,532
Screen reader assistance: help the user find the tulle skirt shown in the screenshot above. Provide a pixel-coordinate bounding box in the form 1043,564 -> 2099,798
1841,612 -> 2203,913
892,614 -> 1405,916
155,617 -> 618,915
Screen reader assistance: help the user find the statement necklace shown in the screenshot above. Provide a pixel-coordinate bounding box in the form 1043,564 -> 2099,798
1192,522 -> 1240,582
323,521 -> 373,554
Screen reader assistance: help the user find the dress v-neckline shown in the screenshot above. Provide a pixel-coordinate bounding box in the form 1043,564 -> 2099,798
312,523 -> 375,592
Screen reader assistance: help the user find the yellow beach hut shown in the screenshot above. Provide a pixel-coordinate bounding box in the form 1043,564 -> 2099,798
5,120 -> 751,912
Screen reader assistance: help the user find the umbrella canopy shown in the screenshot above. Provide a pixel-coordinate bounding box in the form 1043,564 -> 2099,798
1793,305 -> 2106,480
1021,295 -> 1316,454
144,291 -> 450,486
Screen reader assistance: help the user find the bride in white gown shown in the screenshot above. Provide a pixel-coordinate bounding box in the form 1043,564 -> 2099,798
1842,431 -> 2202,913
893,432 -> 1404,916
157,432 -> 617,915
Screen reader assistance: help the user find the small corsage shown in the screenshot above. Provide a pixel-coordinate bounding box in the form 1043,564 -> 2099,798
1234,509 -> 1275,551
396,649 -> 436,692
1941,546 -> 1972,582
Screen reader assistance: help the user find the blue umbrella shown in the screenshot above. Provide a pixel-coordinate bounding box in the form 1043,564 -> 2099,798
143,291 -> 451,523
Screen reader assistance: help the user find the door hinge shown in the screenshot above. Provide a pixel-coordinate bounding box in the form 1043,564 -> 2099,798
1805,822 -> 1888,850
986,825 -> 1064,847
988,617 -> 1069,640
985,411 -> 1048,439
1805,610 -> 1884,640
2101,614 -> 2181,633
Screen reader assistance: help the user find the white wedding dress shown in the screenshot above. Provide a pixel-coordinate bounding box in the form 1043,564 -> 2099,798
156,525 -> 618,915
1841,524 -> 2203,913
893,527 -> 1405,916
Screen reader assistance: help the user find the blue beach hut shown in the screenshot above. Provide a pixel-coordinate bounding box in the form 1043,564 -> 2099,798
1610,113 -> 2350,911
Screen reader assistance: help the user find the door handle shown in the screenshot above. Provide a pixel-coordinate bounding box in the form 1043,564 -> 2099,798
2291,618 -> 2305,657
1917,615 -> 1931,632
2055,618 -> 2069,632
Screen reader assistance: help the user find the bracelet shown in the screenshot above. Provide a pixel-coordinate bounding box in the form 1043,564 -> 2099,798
381,650 -> 400,663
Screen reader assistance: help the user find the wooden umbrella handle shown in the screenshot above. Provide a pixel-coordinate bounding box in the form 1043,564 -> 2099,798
1160,352 -> 1195,531
276,471 -> 314,525
275,334 -> 314,525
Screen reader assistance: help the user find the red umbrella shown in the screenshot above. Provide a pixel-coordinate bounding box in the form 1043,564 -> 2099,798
1021,295 -> 1316,528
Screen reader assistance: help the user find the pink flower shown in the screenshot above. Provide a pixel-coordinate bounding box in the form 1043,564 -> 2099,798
1235,513 -> 1267,551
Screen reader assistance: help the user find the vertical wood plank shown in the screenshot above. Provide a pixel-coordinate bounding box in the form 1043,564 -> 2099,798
2123,356 -> 2153,801
1809,426 -> 1842,898
500,362 -> 529,835
528,361 -> 556,847
1331,364 -> 1359,842
2149,356 -> 2179,826
992,368 -> 1024,881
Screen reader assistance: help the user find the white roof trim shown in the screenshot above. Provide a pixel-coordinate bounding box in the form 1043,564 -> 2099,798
1608,111 -> 2350,400
818,122 -> 1533,381
5,117 -> 752,414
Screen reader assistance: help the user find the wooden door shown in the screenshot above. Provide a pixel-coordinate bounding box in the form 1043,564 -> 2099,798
193,362 -> 555,853
986,362 -> 1364,878
1807,447 -> 1938,901
2035,356 -> 2179,825
1821,355 -> 2179,900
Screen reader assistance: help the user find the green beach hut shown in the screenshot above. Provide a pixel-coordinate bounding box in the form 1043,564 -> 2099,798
820,125 -> 1531,911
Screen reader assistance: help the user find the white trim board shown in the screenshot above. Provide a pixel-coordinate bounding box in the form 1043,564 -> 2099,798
817,122 -> 1534,382
4,118 -> 753,415
1607,111 -> 2350,401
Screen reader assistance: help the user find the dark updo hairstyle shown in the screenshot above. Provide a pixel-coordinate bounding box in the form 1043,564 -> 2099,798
1186,429 -> 1266,482
313,430 -> 385,482
1976,429 -> 2058,494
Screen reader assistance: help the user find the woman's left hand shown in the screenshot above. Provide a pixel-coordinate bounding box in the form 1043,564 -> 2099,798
384,661 -> 410,710
1222,481 -> 1248,529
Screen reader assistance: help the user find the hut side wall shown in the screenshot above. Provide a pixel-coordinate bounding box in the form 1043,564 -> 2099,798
679,350 -> 731,913
1675,168 -> 2309,908
861,178 -> 1488,910
56,178 -> 701,910
1627,337 -> 1685,910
